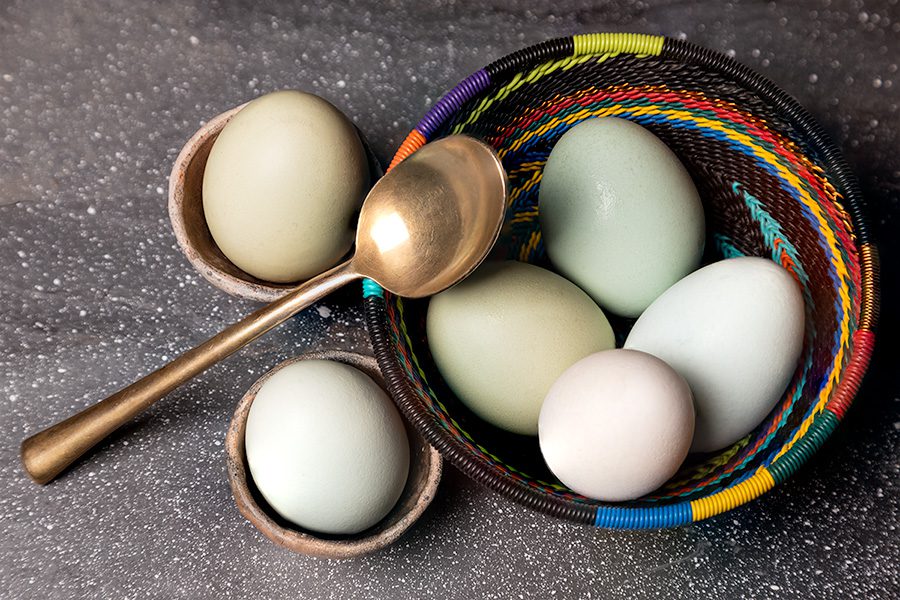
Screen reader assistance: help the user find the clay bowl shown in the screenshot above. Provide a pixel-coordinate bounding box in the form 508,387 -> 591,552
225,350 -> 442,559
168,103 -> 382,303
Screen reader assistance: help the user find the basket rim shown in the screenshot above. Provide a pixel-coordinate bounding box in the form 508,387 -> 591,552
363,33 -> 881,529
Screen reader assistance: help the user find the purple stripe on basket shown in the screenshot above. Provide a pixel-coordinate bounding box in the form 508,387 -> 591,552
415,68 -> 491,138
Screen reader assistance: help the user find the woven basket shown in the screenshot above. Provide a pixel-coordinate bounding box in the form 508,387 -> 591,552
363,33 -> 880,528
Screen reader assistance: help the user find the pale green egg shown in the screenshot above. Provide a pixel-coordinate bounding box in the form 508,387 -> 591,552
203,90 -> 369,283
426,260 -> 615,436
245,360 -> 409,535
539,117 -> 705,317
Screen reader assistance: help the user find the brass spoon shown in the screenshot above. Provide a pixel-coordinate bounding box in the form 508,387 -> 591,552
21,135 -> 507,485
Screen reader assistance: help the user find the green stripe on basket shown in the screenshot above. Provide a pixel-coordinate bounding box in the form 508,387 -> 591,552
767,410 -> 839,484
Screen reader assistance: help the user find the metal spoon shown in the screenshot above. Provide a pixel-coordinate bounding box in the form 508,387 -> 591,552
21,135 -> 507,485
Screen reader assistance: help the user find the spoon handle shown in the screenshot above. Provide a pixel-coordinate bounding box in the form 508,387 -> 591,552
21,261 -> 360,485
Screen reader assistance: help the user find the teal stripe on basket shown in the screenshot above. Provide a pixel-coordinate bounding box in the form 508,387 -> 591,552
594,502 -> 692,528
713,233 -> 745,258
734,182 -> 811,290
768,410 -> 839,484
362,278 -> 384,298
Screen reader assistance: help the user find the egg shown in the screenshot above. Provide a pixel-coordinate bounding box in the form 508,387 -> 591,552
203,90 -> 369,283
539,349 -> 695,501
426,260 -> 615,435
625,257 -> 805,452
538,117 -> 705,317
244,360 -> 410,535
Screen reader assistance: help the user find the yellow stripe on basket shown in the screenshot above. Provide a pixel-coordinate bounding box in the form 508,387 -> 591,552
452,52 -> 622,134
518,230 -> 542,262
573,33 -> 665,57
690,469 -> 775,521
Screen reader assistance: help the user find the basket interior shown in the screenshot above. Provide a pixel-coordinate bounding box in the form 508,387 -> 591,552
371,38 -> 865,519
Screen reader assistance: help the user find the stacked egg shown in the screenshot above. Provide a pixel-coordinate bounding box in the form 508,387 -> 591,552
427,117 -> 805,501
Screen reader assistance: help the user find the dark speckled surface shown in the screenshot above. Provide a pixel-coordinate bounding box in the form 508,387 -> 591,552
1,1 -> 898,598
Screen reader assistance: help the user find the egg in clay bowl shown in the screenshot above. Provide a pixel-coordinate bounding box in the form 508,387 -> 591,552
203,90 -> 370,283
539,349 -> 695,502
244,359 -> 410,535
626,256 -> 806,453
426,260 -> 615,436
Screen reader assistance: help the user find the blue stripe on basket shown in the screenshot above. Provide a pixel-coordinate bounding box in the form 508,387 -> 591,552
594,502 -> 693,528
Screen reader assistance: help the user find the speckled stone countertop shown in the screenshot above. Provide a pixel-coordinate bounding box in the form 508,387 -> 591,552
1,1 -> 898,598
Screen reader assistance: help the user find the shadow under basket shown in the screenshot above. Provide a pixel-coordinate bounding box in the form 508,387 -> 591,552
362,33 -> 880,529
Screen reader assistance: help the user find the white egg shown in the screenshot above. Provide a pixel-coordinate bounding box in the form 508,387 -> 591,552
244,360 -> 409,535
538,117 -> 705,317
203,90 -> 369,283
426,260 -> 615,436
539,349 -> 695,502
625,257 -> 805,453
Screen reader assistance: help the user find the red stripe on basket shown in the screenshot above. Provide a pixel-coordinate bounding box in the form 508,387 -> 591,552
826,329 -> 876,420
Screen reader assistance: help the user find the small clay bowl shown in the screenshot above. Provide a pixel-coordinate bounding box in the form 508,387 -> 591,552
168,103 -> 382,303
225,350 -> 442,559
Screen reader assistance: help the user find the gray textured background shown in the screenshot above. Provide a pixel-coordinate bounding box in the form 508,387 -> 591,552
2,1 -> 898,598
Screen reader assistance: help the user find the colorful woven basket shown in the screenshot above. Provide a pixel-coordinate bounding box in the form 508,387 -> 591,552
362,33 -> 880,528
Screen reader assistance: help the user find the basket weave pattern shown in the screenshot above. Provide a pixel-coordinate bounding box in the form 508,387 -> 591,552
363,33 -> 879,528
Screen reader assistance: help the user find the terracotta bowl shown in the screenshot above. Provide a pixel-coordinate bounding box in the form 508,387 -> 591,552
168,103 -> 382,303
224,350 -> 442,559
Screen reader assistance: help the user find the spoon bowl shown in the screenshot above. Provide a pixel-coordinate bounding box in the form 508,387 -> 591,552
353,136 -> 507,297
21,135 -> 507,485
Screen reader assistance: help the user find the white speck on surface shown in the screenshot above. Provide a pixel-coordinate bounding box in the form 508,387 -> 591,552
0,1 -> 897,599
316,305 -> 332,318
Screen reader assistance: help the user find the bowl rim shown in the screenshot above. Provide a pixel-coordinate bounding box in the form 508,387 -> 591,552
224,350 -> 443,558
362,32 -> 880,529
167,103 -> 294,303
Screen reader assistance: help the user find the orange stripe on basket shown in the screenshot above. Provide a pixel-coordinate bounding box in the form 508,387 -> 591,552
859,244 -> 880,332
388,129 -> 427,171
